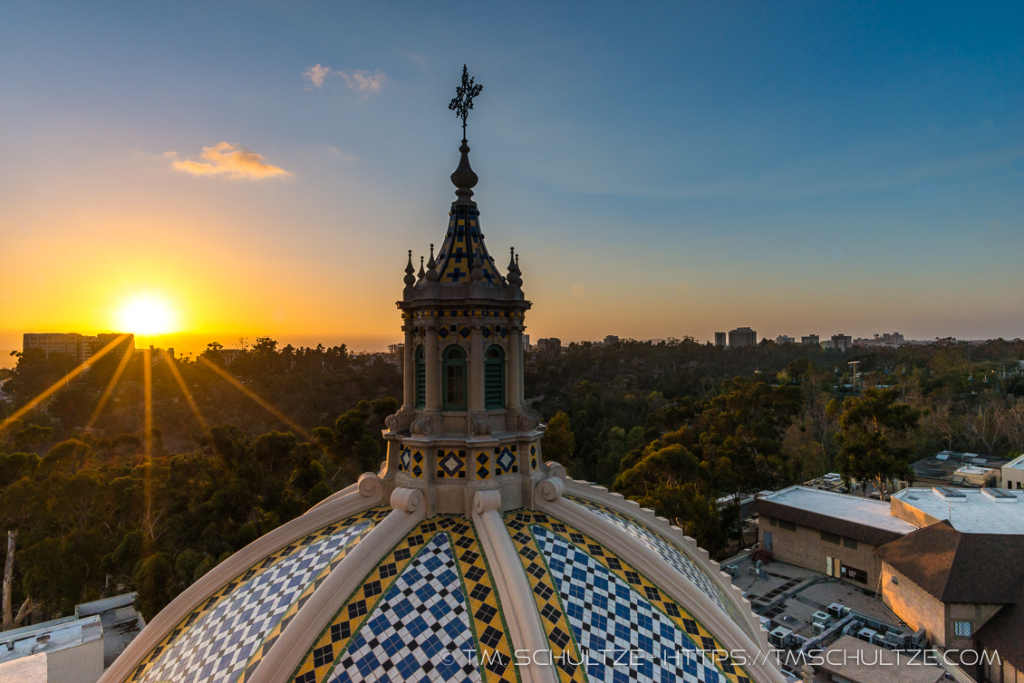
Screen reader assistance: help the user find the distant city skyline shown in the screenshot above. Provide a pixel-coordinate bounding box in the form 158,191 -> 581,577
2,2 -> 1022,353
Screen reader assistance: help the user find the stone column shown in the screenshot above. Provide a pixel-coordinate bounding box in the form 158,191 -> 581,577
519,323 -> 526,403
507,325 -> 521,411
425,325 -> 440,411
469,326 -> 484,412
402,318 -> 414,409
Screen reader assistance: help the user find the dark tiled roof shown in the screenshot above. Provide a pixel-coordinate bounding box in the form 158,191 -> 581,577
875,521 -> 1024,604
977,596 -> 1024,671
752,498 -> 908,547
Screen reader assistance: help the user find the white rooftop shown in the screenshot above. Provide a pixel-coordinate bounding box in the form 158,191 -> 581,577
759,486 -> 918,535
893,487 -> 1024,534
1004,453 -> 1024,470
0,615 -> 102,666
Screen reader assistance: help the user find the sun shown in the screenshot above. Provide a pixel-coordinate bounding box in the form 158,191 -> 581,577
117,295 -> 178,335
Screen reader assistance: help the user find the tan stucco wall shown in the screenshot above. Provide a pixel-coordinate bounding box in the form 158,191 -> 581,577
758,516 -> 882,589
890,496 -> 939,528
880,561 -> 946,646
48,637 -> 105,683
946,603 -> 1002,652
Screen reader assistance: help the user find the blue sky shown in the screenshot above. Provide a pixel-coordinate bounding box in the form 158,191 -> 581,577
1,1 -> 1022,353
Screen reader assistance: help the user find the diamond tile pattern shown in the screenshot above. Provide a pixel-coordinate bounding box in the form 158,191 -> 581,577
494,446 -> 517,475
133,518 -> 374,683
325,533 -> 478,683
505,511 -> 749,683
533,526 -> 725,683
438,450 -> 467,479
476,451 -> 490,480
569,497 -> 745,626
291,516 -> 515,683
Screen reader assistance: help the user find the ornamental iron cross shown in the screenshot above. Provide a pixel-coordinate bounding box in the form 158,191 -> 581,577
448,65 -> 483,140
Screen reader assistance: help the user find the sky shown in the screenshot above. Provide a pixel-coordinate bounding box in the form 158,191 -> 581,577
1,1 -> 1022,359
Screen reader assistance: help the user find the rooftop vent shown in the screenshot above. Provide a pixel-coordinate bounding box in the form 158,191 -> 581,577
932,487 -> 967,501
982,488 -> 1018,503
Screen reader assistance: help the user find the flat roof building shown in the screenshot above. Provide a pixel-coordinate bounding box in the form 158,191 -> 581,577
729,326 -> 757,348
909,450 -> 1010,488
753,486 -> 917,589
890,486 -> 1024,535
1000,453 -> 1024,490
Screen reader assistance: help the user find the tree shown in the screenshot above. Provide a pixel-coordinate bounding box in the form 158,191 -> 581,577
3,530 -> 15,630
828,388 -> 921,498
542,411 -> 576,468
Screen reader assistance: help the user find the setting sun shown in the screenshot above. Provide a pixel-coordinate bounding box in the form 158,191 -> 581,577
117,295 -> 178,335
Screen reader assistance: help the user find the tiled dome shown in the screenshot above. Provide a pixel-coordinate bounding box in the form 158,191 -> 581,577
101,471 -> 784,683
101,96 -> 785,683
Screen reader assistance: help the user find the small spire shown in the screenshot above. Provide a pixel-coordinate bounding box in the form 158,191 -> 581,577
404,250 -> 416,287
507,247 -> 522,287
417,256 -> 425,282
426,244 -> 439,282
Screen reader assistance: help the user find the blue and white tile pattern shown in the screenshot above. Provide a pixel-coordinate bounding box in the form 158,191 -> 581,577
139,520 -> 371,683
534,525 -> 723,683
327,533 -> 480,683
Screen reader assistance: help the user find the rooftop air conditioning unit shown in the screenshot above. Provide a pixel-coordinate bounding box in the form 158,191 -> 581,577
827,603 -> 845,620
812,611 -> 831,627
768,626 -> 792,649
858,628 -> 878,643
724,564 -> 738,578
813,622 -> 826,635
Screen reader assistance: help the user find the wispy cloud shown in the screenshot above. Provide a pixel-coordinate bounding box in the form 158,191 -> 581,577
337,69 -> 384,93
169,142 -> 290,180
304,63 -> 330,88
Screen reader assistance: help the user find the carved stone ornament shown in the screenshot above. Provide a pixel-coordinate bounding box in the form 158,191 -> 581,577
410,411 -> 441,436
514,404 -> 542,431
469,412 -> 490,436
384,409 -> 414,433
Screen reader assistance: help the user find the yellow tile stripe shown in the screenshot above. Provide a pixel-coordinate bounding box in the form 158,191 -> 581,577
289,515 -> 519,683
503,511 -> 587,683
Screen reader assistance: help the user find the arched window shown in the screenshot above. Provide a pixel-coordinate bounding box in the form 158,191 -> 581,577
415,345 -> 426,408
442,346 -> 467,410
484,345 -> 505,409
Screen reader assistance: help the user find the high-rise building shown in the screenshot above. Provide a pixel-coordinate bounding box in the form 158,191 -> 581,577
831,334 -> 853,352
23,332 -> 134,363
714,332 -> 727,347
603,335 -> 619,346
728,327 -> 757,348
801,334 -> 819,345
535,338 -> 562,355
23,333 -> 81,359
776,335 -> 795,344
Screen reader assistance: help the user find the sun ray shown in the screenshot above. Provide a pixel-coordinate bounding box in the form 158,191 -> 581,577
197,356 -> 310,439
0,334 -> 131,434
159,349 -> 210,437
142,347 -> 154,554
85,344 -> 135,431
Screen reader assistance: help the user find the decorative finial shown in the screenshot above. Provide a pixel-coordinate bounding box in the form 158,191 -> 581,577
507,247 -> 522,287
470,253 -> 484,282
417,255 -> 425,282
426,243 -> 439,282
448,65 -> 483,142
404,250 -> 416,287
